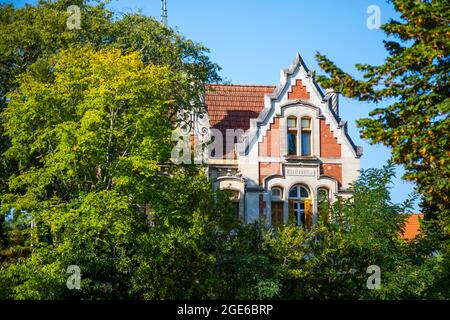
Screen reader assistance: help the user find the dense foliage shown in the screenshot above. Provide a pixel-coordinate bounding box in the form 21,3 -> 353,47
0,0 -> 220,213
0,0 -> 448,300
0,0 -> 226,299
3,156 -> 447,299
314,0 -> 449,299
315,0 -> 449,222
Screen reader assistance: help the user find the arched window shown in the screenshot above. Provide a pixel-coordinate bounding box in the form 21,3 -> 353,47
271,187 -> 283,200
289,185 -> 310,199
317,188 -> 330,224
301,117 -> 312,156
317,188 -> 329,203
288,185 -> 312,228
271,187 -> 284,227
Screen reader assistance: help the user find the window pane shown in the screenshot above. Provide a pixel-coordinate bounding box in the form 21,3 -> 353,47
301,118 -> 311,129
288,118 -> 297,129
294,205 -> 299,226
300,186 -> 309,198
288,132 -> 297,155
271,202 -> 284,227
301,131 -> 311,156
271,188 -> 282,198
289,187 -> 298,198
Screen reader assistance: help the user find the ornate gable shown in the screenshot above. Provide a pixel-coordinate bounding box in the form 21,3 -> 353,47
245,53 -> 361,159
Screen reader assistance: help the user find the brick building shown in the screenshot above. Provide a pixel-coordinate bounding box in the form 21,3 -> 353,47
200,53 -> 363,226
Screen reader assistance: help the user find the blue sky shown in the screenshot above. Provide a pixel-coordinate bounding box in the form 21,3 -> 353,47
9,0 -> 419,209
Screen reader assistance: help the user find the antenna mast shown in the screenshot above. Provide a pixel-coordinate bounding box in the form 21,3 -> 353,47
161,0 -> 168,25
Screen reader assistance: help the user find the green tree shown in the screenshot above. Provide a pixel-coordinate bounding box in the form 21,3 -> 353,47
209,222 -> 281,299
0,45 -> 170,298
314,1 -> 449,299
130,169 -> 239,299
190,162 -> 434,300
0,1 -> 223,299
0,45 -> 228,300
0,0 -> 220,237
315,0 -> 450,221
266,163 -> 439,299
0,0 -> 219,108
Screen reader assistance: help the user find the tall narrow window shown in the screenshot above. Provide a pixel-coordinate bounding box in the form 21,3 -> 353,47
230,190 -> 240,219
301,117 -> 311,156
287,117 -> 297,155
288,117 -> 297,156
271,187 -> 284,227
221,189 -> 240,219
318,188 -> 330,224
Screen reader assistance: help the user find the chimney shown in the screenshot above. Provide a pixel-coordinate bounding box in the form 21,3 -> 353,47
325,88 -> 339,115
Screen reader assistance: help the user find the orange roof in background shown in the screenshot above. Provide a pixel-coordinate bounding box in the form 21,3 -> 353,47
402,214 -> 424,240
204,84 -> 275,134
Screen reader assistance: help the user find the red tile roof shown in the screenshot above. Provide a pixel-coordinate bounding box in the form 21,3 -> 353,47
402,214 -> 424,240
205,84 -> 275,133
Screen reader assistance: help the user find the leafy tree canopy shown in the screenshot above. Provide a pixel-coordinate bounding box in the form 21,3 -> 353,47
315,0 -> 450,224
0,0 -> 221,255
0,0 -> 221,203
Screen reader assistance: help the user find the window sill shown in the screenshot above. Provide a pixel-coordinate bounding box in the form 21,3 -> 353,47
285,155 -> 319,162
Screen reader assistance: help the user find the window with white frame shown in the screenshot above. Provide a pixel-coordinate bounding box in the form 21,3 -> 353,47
300,117 -> 312,156
286,116 -> 312,156
288,185 -> 313,228
271,187 -> 283,200
287,117 -> 297,155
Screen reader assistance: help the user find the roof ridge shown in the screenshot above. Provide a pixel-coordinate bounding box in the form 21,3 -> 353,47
206,84 -> 276,88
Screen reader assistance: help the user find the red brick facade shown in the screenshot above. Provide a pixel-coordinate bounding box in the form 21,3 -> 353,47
259,162 -> 281,185
320,119 -> 341,157
321,163 -> 342,187
259,117 -> 281,157
288,79 -> 310,100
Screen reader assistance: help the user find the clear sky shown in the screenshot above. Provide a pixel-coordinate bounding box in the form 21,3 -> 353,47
9,0 -> 419,209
